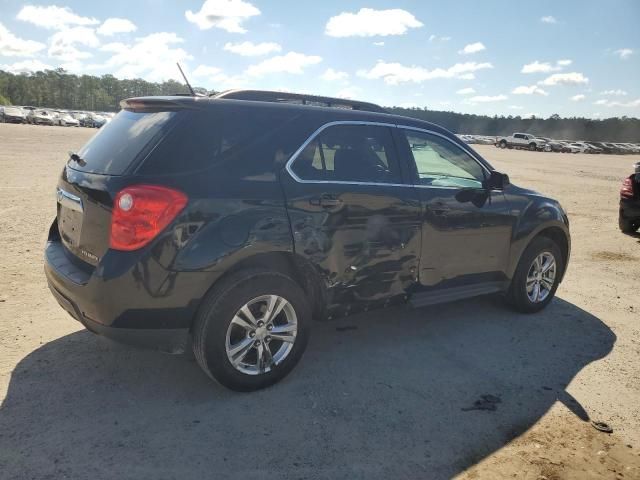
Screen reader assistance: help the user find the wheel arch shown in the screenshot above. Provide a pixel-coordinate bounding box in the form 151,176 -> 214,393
191,251 -> 328,332
509,223 -> 570,283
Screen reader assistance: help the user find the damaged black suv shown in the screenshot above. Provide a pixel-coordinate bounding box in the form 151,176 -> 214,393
45,90 -> 570,391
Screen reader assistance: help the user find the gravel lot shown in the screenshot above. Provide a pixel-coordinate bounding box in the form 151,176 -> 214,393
0,123 -> 639,479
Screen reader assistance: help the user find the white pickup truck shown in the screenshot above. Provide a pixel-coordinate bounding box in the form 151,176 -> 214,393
496,133 -> 547,151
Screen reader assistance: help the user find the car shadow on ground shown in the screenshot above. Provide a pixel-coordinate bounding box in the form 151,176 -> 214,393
0,296 -> 614,480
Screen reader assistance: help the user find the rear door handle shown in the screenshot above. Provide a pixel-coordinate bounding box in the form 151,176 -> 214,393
309,195 -> 343,209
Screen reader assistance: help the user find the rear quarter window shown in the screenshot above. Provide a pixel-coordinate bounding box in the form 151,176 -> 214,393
137,105 -> 301,176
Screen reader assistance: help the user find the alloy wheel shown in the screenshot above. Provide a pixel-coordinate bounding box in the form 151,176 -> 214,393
526,252 -> 557,303
225,295 -> 297,375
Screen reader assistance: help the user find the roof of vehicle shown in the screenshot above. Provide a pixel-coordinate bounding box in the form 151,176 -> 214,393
120,93 -> 457,139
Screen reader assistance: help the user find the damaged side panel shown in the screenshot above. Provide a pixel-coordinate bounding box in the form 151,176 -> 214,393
280,173 -> 422,312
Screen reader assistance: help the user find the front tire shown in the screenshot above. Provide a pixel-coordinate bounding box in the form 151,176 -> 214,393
192,269 -> 311,391
507,236 -> 563,313
529,143 -> 537,151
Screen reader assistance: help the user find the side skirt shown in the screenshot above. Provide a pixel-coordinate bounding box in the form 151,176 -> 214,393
410,282 -> 506,308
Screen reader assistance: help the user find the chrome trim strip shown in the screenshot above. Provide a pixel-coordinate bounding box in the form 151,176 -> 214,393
284,121 -> 398,185
56,187 -> 83,212
284,120 -> 491,187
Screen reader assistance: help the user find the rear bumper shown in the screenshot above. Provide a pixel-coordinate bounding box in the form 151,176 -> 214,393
44,236 -> 216,353
47,280 -> 189,353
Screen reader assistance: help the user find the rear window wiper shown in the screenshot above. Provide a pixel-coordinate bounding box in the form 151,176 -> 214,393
68,151 -> 86,167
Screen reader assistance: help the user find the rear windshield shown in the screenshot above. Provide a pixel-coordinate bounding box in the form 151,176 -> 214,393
71,110 -> 177,175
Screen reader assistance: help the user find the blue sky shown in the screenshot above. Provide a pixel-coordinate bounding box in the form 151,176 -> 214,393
1,0 -> 638,118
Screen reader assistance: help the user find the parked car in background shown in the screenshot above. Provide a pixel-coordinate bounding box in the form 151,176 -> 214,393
619,162 -> 640,233
53,112 -> 80,127
45,90 -> 571,391
559,142 -> 580,153
588,142 -> 616,154
27,109 -> 55,125
496,133 -> 547,151
1,106 -> 27,123
86,112 -> 107,128
539,138 -> 566,153
568,142 -> 593,153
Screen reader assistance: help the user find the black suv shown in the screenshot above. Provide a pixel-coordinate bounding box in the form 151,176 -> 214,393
45,90 -> 571,391
619,161 -> 640,233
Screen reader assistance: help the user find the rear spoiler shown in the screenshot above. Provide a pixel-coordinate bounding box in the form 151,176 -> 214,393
120,97 -> 202,112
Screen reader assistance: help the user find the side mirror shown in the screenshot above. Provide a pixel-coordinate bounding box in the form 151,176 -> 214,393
484,171 -> 510,190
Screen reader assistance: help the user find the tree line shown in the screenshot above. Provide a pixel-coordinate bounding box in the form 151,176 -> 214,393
1,68 -> 638,142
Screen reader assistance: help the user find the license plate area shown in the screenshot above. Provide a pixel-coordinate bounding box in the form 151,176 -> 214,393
57,188 -> 84,248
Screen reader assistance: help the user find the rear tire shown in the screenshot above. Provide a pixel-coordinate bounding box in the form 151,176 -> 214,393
499,140 -> 507,149
192,269 -> 311,391
507,236 -> 563,313
619,213 -> 639,233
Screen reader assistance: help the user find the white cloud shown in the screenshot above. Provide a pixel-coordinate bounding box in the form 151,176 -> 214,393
570,94 -> 586,101
223,41 -> 281,56
336,86 -> 362,99
600,89 -> 628,96
17,5 -> 98,30
456,87 -> 475,95
509,105 -> 524,110
538,72 -> 589,86
97,18 -> 137,36
191,65 -> 247,90
97,32 -> 193,82
246,52 -> 322,76
512,85 -> 549,96
48,27 -> 100,62
0,22 -> 46,57
185,0 -> 260,33
373,41 -> 385,46
321,68 -> 349,81
521,61 -> 554,73
458,42 -> 485,55
540,16 -> 557,24
594,98 -> 640,108
467,95 -> 508,103
614,48 -> 633,60
521,59 -> 572,73
429,35 -> 451,42
192,65 -> 222,77
325,8 -> 422,37
357,61 -> 493,85
0,59 -> 54,73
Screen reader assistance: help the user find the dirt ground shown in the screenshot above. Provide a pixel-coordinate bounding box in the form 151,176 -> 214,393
0,123 -> 638,480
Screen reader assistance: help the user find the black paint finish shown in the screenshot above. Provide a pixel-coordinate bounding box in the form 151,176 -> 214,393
44,95 -> 571,352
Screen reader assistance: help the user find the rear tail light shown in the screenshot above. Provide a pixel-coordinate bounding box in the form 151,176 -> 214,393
110,185 -> 188,251
620,177 -> 635,199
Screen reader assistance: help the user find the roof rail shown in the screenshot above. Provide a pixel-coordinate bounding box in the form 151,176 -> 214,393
211,89 -> 386,114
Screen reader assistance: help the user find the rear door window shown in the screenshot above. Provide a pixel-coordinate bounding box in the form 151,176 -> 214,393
290,124 -> 402,184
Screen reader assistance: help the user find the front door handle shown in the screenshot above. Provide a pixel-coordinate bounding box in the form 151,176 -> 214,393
429,201 -> 450,217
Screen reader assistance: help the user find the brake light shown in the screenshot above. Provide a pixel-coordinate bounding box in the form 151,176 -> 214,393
620,177 -> 634,199
110,185 -> 188,251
